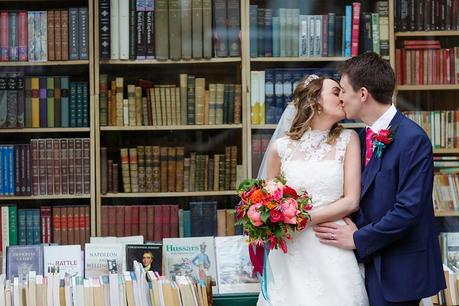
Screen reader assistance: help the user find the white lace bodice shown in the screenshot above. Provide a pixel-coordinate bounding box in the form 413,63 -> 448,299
275,129 -> 352,209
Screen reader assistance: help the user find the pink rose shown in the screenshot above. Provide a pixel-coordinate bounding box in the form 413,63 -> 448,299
247,203 -> 263,227
264,181 -> 284,197
281,198 -> 299,224
270,209 -> 283,223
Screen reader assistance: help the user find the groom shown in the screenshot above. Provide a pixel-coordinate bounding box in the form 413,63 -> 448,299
314,52 -> 446,306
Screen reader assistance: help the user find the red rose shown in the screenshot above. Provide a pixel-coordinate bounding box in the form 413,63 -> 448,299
283,186 -> 298,198
375,130 -> 391,145
270,209 -> 284,223
379,129 -> 391,138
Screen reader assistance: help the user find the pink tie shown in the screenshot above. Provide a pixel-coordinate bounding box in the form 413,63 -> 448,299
365,128 -> 375,166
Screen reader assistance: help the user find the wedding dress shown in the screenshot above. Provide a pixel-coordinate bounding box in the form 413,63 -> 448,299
257,129 -> 369,306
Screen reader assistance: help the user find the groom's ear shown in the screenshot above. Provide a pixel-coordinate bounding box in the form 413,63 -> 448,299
360,87 -> 369,103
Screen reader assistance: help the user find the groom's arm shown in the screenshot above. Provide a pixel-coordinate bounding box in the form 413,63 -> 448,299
353,135 -> 433,259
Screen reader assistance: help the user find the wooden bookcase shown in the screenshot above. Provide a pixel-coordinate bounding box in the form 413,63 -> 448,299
0,0 -> 97,237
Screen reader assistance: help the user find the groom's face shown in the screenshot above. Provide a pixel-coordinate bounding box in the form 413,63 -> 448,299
339,74 -> 363,120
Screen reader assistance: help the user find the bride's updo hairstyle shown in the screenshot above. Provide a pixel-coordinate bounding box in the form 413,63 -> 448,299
287,75 -> 343,144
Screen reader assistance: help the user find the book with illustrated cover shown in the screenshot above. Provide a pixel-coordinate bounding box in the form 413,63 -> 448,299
43,245 -> 83,279
163,237 -> 218,292
84,243 -> 123,278
125,243 -> 162,274
215,235 -> 260,294
6,245 -> 43,281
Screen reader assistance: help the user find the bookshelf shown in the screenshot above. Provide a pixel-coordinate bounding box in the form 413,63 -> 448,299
0,0 -> 97,243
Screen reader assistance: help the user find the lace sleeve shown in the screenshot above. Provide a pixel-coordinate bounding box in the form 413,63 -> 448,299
276,137 -> 292,164
335,129 -> 353,162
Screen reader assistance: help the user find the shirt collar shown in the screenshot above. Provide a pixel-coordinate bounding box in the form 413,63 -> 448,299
368,104 -> 397,132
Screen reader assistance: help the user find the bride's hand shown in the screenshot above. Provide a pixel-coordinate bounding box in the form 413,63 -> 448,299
313,217 -> 358,250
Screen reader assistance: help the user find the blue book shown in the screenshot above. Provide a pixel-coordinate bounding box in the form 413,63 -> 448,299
6,245 -> 44,281
327,13 -> 335,57
189,201 -> 217,237
33,209 -> 40,244
272,16 -> 280,57
69,82 -> 77,127
249,5 -> 258,58
76,82 -> 83,127
7,145 -> 14,195
264,69 -> 275,124
264,9 -> 273,57
344,6 -> 352,57
25,209 -> 34,245
60,77 -> 69,127
4,146 -> 11,196
82,82 -> 89,127
0,146 -> 4,196
183,210 -> 191,238
274,69 -> 283,122
282,68 -> 293,112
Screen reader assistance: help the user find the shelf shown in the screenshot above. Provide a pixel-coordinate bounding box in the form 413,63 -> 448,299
0,127 -> 90,133
395,31 -> 459,37
101,191 -> 237,198
397,84 -> 459,91
435,211 -> 459,217
100,124 -> 243,131
0,194 -> 91,200
100,58 -> 241,65
0,60 -> 90,66
250,56 -> 350,62
433,148 -> 459,154
251,122 -> 365,130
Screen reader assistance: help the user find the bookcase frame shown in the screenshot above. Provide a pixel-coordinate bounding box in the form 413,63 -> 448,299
0,0 -> 97,236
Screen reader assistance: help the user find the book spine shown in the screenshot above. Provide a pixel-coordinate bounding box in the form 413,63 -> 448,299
129,0 -> 137,60
47,10 -> 55,61
74,138 -> 83,195
169,0 -> 181,60
78,8 -> 89,60
192,0 -> 203,59
52,139 -> 61,195
9,12 -> 19,61
181,0 -> 192,59
119,0 -> 130,59
100,0 -> 111,59
18,11 -> 27,61
351,2 -> 361,56
154,0 -> 168,59
110,0 -> 120,59
145,4 -> 154,59
1,12 -> 9,61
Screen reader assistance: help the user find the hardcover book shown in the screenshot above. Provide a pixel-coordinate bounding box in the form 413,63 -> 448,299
84,243 -> 124,278
6,245 -> 44,281
125,243 -> 162,274
43,245 -> 83,279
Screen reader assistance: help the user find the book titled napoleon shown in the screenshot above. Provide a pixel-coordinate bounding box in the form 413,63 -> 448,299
163,237 -> 218,292
215,235 -> 260,294
43,245 -> 83,279
84,243 -> 123,278
6,245 -> 44,281
125,243 -> 162,273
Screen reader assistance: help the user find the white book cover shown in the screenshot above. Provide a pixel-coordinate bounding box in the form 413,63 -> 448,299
110,0 -> 120,59
163,237 -> 218,293
215,236 -> 260,294
84,243 -> 124,278
118,0 -> 130,59
1,207 -> 9,268
43,245 -> 83,279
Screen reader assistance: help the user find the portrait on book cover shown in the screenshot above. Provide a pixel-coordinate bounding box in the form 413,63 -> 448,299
125,243 -> 163,274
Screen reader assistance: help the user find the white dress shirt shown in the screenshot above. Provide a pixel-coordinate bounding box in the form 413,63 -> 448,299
368,104 -> 397,133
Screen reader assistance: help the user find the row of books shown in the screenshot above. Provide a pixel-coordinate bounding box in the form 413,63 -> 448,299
99,75 -> 242,127
433,173 -> 459,213
394,0 -> 459,32
100,204 -> 242,241
0,139 -> 90,197
101,145 -> 238,194
251,68 -> 339,124
100,0 -> 241,60
250,2 -> 389,58
0,9 -> 88,62
0,75 -> 89,129
396,42 -> 459,85
5,235 -> 259,295
251,133 -> 271,178
404,111 -> 459,149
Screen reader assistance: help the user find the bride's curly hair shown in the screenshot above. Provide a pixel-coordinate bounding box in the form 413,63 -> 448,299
287,76 -> 343,143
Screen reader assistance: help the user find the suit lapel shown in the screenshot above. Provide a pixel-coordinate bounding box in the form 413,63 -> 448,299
360,110 -> 405,199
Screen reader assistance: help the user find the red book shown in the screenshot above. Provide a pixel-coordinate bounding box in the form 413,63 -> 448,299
403,40 -> 440,46
1,11 -> 8,61
395,49 -> 402,85
351,2 -> 361,57
146,206 -> 154,241
60,139 -> 68,194
61,207 -> 68,245
101,206 -> 109,237
139,206 -> 148,240
18,11 -> 27,61
74,207 -> 80,245
403,44 -> 441,50
108,206 -> 117,237
46,139 -> 54,195
124,206 -> 132,236
131,205 -> 139,236
419,50 -> 424,85
116,206 -> 125,237
53,139 -> 61,195
38,139 -> 47,195
444,49 -> 452,84
435,49 -> 441,84
153,205 -> 162,241
82,139 -> 90,194
170,205 -> 179,238
40,206 -> 51,243
162,205 -> 171,239
84,206 -> 89,244
52,207 -> 61,244
67,207 -> 74,245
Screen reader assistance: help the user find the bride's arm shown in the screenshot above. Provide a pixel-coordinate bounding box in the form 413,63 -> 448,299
308,131 -> 361,225
265,142 -> 281,180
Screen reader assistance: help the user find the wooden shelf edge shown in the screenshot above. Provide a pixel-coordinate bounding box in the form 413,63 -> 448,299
100,57 -> 241,65
397,84 -> 459,91
250,56 -> 349,62
433,148 -> 459,154
100,124 -> 243,131
0,60 -> 90,66
0,195 -> 91,200
0,128 -> 90,133
101,191 -> 237,198
395,30 -> 459,37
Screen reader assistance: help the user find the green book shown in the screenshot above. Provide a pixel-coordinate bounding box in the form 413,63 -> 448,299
183,210 -> 191,237
371,13 -> 380,54
8,205 -> 17,246
178,209 -> 184,238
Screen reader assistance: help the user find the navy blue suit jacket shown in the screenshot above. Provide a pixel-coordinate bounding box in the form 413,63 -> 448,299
353,110 -> 446,302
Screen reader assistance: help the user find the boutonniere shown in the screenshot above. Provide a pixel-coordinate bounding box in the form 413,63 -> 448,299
373,126 -> 397,158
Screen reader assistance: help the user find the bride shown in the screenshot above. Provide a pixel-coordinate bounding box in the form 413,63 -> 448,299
256,74 -> 369,306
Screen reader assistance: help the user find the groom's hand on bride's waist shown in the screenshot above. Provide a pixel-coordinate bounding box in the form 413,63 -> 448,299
313,218 -> 357,250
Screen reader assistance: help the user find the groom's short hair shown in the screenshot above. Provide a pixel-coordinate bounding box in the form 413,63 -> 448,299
337,52 -> 395,104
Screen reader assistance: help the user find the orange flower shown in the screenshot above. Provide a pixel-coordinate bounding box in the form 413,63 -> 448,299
249,189 -> 265,204
265,201 -> 278,210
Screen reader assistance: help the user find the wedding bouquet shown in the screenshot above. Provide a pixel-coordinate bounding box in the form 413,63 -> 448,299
235,176 -> 312,253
